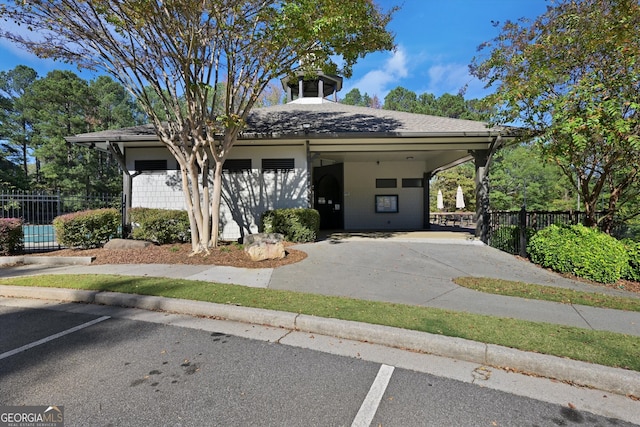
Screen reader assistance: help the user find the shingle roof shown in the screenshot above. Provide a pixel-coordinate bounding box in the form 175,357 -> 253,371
68,100 -> 507,143
68,123 -> 158,141
246,100 -> 497,137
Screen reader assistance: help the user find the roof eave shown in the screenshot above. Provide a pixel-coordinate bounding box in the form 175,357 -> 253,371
65,134 -> 160,144
65,127 -> 519,145
238,129 -> 513,140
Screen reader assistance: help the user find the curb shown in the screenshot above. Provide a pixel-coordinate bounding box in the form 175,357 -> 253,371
0,256 -> 94,266
1,284 -> 638,398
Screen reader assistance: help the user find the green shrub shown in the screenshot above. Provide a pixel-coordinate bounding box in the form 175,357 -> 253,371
527,224 -> 628,284
0,218 -> 24,255
53,208 -> 120,249
622,239 -> 640,282
129,207 -> 191,244
261,208 -> 320,243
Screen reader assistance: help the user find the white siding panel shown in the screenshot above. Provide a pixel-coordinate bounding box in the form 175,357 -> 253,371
219,145 -> 308,240
126,144 -> 309,241
132,171 -> 186,210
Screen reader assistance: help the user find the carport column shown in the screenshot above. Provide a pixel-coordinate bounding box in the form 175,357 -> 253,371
423,172 -> 431,229
473,149 -> 490,243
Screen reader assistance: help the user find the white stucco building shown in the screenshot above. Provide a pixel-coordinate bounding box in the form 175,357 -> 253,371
68,73 -> 515,241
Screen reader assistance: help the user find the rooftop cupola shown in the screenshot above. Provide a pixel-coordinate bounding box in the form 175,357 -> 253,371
281,71 -> 343,103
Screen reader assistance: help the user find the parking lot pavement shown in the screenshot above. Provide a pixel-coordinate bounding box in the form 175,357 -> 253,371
1,236 -> 640,405
2,298 -> 639,426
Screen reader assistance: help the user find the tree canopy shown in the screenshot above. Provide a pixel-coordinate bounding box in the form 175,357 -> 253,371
0,66 -> 142,192
382,86 -> 490,121
0,65 -> 38,185
340,88 -> 380,108
488,143 -> 575,211
0,0 -> 396,253
471,0 -> 640,233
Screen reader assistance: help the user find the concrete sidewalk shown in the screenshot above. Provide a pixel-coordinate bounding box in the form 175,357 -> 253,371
1,234 -> 639,397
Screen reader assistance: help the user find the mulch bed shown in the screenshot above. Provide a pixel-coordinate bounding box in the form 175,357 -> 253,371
34,242 -> 307,269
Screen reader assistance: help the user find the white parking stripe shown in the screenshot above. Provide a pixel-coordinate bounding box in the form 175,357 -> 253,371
351,364 -> 395,427
0,315 -> 111,361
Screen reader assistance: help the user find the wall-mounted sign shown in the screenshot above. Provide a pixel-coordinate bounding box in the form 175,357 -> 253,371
375,195 -> 398,213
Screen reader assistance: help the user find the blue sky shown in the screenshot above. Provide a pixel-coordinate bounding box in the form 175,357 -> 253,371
0,0 -> 549,101
342,0 -> 550,100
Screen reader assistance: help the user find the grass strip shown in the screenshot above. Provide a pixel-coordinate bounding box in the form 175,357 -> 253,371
454,277 -> 640,312
1,274 -> 639,372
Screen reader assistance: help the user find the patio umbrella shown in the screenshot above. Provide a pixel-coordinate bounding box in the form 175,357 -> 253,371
436,190 -> 444,210
456,185 -> 465,209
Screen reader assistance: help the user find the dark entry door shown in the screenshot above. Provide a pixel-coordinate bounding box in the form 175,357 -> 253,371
313,163 -> 344,230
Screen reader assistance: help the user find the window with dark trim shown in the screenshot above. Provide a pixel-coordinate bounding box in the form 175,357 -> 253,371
134,159 -> 168,171
223,158 -> 252,173
376,178 -> 397,188
262,158 -> 294,172
402,178 -> 423,188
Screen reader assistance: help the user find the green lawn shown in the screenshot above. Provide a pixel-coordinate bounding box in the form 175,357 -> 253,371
1,274 -> 639,371
454,277 -> 640,312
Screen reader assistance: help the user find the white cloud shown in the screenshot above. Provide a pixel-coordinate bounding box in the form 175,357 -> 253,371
345,46 -> 409,99
427,64 -> 470,95
426,63 -> 490,99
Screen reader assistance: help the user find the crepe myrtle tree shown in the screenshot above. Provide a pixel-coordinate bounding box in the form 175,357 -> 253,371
0,0 -> 396,254
471,0 -> 640,233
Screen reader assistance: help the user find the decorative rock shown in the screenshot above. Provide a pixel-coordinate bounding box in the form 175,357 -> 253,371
103,238 -> 154,250
244,240 -> 286,261
243,233 -> 285,245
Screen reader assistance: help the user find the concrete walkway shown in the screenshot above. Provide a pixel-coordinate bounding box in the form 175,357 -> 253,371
1,231 -> 639,398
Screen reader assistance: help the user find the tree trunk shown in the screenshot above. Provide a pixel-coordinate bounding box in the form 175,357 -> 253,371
210,159 -> 223,248
180,165 -> 201,253
190,163 -> 210,254
601,188 -> 621,235
201,157 -> 211,248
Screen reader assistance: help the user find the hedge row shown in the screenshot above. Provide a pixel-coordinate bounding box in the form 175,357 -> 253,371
129,207 -> 191,244
53,208 -> 120,249
3,206 -> 320,254
527,224 -> 639,284
261,208 -> 319,243
0,218 -> 24,255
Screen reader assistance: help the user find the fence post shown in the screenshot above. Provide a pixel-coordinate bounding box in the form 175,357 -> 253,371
519,206 -> 527,258
56,189 -> 61,219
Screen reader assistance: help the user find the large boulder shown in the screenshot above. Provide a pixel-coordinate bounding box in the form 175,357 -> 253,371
243,233 -> 285,261
243,233 -> 284,245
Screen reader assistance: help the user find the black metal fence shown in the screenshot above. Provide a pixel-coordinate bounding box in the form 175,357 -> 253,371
487,208 -> 613,256
0,190 -> 122,252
